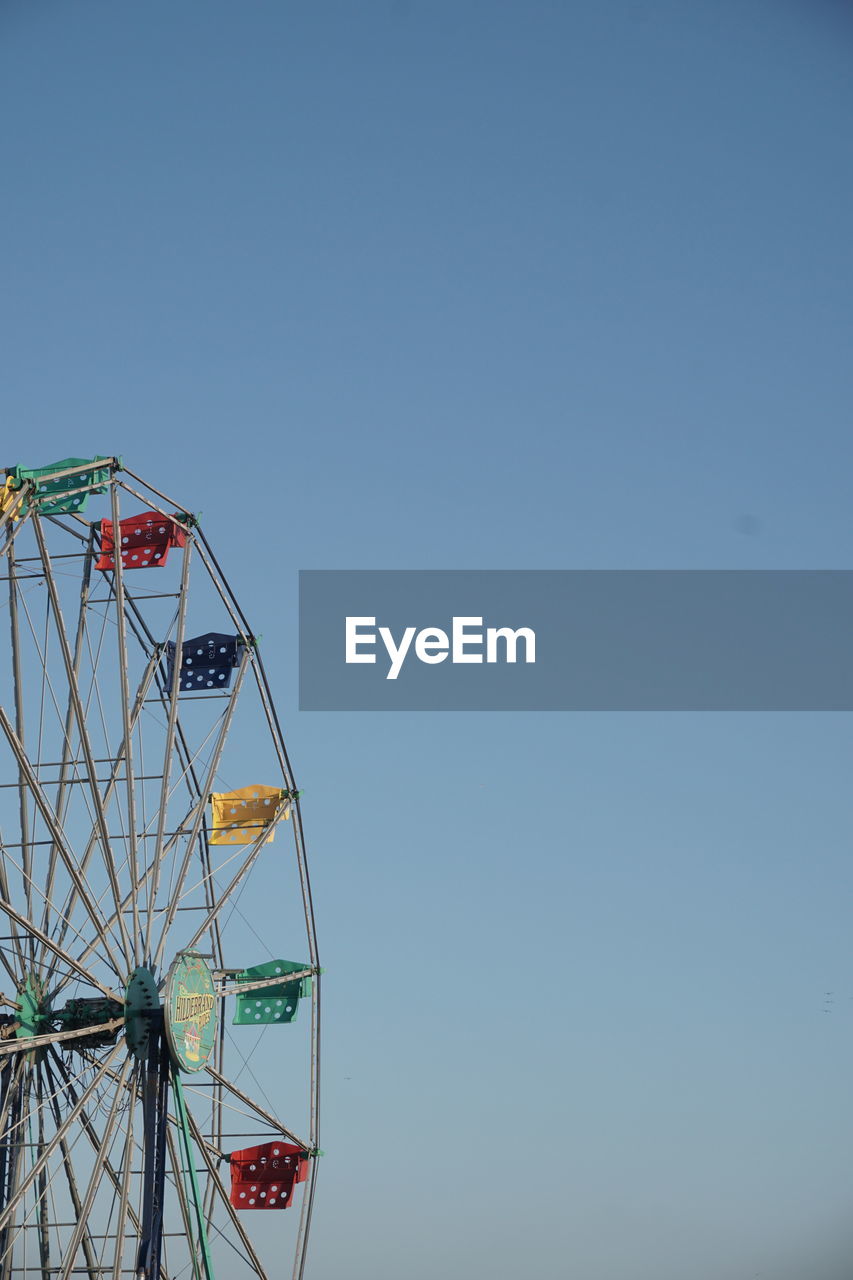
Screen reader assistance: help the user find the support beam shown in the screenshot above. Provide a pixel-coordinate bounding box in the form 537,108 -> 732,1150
0,707 -> 125,980
0,887 -> 121,1001
0,1018 -> 124,1059
42,528 -> 96,962
172,1071 -> 215,1280
152,649 -> 250,971
144,537 -> 193,964
57,1058 -> 133,1280
30,515 -> 133,972
181,803 -> 291,956
47,646 -> 162,989
0,1042 -> 123,1238
137,1021 -> 170,1280
202,1065 -> 309,1153
181,1102 -> 267,1280
110,479 -> 143,964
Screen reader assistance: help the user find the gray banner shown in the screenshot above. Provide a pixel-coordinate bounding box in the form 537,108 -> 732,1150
298,570 -> 853,710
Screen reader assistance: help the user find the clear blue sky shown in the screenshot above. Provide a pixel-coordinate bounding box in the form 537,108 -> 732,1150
2,2 -> 853,1277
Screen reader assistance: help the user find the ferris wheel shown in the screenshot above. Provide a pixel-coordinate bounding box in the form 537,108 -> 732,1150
0,456 -> 320,1280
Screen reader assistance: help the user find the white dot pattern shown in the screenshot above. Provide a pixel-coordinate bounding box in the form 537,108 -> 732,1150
14,458 -> 108,517
228,1141 -> 308,1212
96,509 -> 188,574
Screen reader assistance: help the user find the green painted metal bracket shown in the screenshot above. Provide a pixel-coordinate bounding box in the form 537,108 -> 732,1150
172,1069 -> 216,1280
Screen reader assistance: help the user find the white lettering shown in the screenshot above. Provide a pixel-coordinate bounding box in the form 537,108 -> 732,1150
486,626 -> 536,664
415,628 -> 449,664
346,616 -> 536,678
379,626 -> 416,680
345,617 -> 377,664
452,617 -> 483,664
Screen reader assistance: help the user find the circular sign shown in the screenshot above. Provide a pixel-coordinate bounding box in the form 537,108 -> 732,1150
163,952 -> 218,1072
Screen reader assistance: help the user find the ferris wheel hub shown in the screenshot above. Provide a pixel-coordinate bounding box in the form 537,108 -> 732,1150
125,965 -> 160,1060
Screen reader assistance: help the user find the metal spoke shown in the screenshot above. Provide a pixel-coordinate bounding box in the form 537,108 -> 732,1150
1,1056 -> 96,1153
0,888 -> 121,1000
31,514 -> 134,973
171,1072 -> 215,1280
58,1058 -> 132,1280
55,1134 -> 101,1280
82,1054 -> 226,1164
0,837 -> 117,973
46,1051 -> 150,1269
203,1065 -> 310,1152
108,1062 -> 137,1280
0,1018 -> 124,1058
46,647 -> 162,987
116,471 -> 192,525
13,581 -> 104,866
0,1055 -> 25,1272
56,791 -> 214,1000
0,845 -> 25,982
0,1042 -> 123,1239
143,536 -> 192,963
0,708 -> 126,978
109,480 -> 142,964
152,649 -> 250,970
181,803 -> 291,956
164,1126 -> 199,1280
0,1106 -> 98,1270
35,1071 -> 51,1280
0,1064 -> 30,1280
43,1062 -> 102,1280
42,529 -> 96,960
180,1100 -> 268,1280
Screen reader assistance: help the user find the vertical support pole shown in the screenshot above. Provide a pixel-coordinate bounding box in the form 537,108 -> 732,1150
172,1070 -> 216,1280
137,1015 -> 169,1280
35,1073 -> 51,1280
